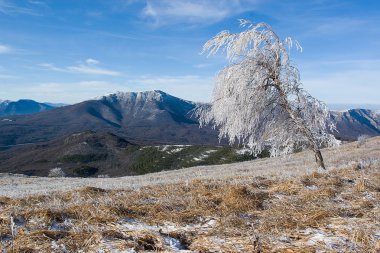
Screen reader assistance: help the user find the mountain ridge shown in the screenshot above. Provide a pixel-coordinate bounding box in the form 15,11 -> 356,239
0,90 -> 219,146
0,90 -> 379,147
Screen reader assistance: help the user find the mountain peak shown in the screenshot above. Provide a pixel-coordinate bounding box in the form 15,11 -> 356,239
0,100 -> 11,104
97,90 -> 186,105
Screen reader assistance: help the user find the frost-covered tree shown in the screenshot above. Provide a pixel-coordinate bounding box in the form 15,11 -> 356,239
197,20 -> 338,169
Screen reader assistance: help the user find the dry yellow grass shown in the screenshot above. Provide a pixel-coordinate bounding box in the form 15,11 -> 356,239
0,137 -> 379,252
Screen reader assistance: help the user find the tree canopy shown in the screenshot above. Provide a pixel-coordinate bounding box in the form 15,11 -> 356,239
197,20 -> 339,168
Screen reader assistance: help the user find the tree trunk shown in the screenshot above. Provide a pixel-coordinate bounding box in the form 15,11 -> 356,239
314,149 -> 326,169
272,82 -> 327,169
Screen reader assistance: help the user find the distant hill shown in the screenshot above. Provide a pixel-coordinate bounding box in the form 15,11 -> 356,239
0,99 -> 54,116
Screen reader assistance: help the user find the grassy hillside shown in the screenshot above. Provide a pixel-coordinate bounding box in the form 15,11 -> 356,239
0,137 -> 379,252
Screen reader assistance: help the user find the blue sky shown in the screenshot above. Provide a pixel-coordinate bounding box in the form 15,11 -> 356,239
0,0 -> 379,104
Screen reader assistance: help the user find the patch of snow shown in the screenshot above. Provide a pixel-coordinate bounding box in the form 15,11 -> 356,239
51,241 -> 68,252
277,236 -> 291,243
306,185 -> 318,191
96,246 -> 137,253
193,150 -> 216,161
163,236 -> 186,250
157,145 -> 191,152
303,228 -> 358,251
236,148 -> 251,155
170,147 -> 185,153
113,217 -> 218,251
362,191 -> 375,200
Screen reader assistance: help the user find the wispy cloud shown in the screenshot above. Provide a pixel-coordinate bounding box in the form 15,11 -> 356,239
38,59 -> 121,76
142,0 -> 258,26
193,63 -> 212,69
0,44 -> 11,54
0,0 -> 41,15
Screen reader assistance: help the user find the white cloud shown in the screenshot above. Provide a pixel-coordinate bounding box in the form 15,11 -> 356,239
0,44 -> 11,54
38,63 -> 62,72
85,58 -> 100,65
67,65 -> 120,76
38,59 -> 121,76
142,0 -> 258,25
193,63 -> 212,69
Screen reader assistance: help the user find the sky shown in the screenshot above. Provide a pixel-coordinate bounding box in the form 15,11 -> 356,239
0,0 -> 379,105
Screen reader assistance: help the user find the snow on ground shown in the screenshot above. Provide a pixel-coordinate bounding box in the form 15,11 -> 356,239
157,145 -> 191,152
193,150 -> 217,161
235,148 -> 251,155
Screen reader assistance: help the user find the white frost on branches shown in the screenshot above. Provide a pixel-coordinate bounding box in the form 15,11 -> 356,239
197,20 -> 338,158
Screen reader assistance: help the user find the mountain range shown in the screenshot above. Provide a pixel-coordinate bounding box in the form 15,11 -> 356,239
0,91 -> 219,147
0,90 -> 379,148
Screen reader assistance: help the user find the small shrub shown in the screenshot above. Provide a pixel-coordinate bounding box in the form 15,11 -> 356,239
48,168 -> 66,177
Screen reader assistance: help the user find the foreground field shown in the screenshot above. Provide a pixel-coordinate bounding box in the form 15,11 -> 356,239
0,137 -> 379,252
